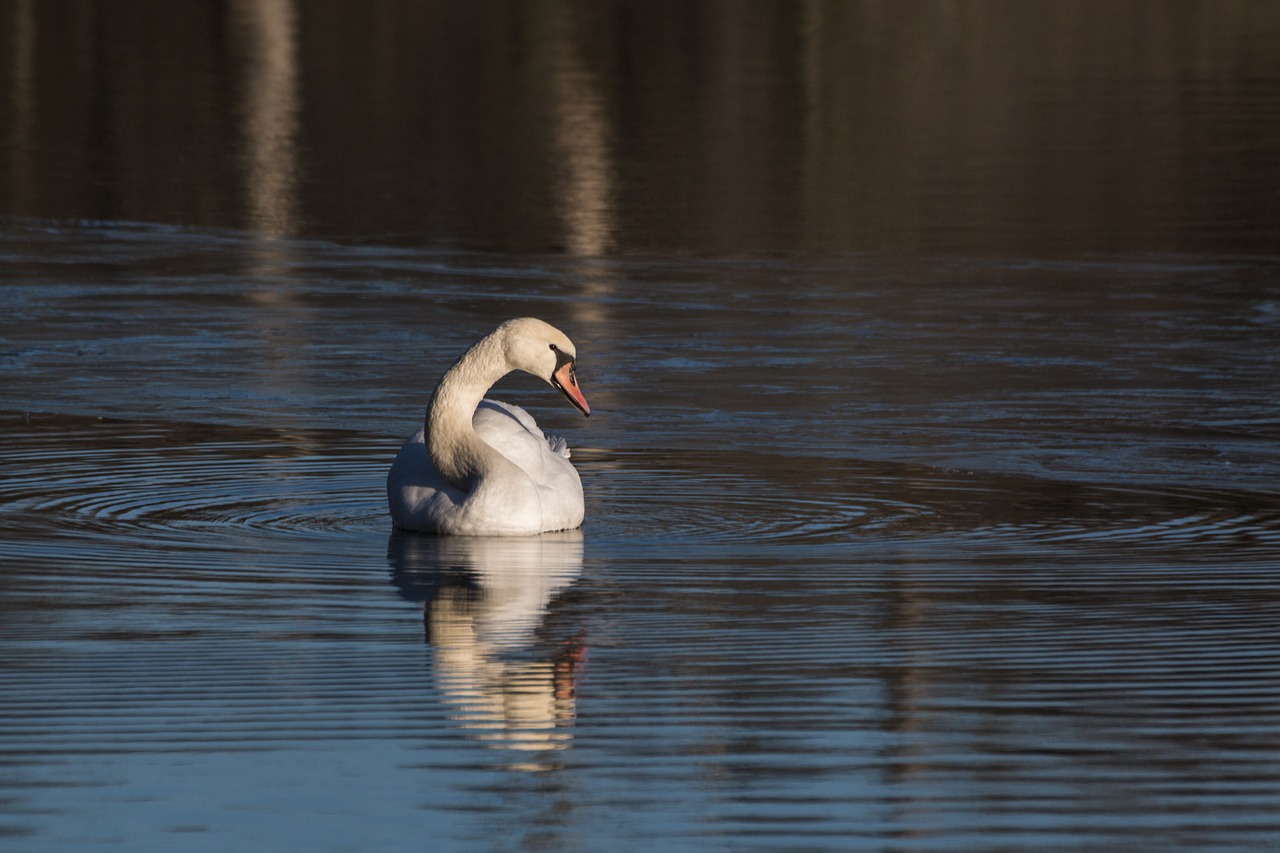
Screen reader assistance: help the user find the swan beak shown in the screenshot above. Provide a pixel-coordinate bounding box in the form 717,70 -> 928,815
552,360 -> 591,417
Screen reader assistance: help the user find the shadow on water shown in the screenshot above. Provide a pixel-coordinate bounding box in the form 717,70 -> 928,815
4,2 -> 1280,257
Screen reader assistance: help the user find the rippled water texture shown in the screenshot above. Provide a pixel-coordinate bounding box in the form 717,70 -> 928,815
4,3 -> 1280,852
3,223 -> 1280,851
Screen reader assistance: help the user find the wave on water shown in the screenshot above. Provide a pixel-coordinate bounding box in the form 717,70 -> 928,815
2,414 -> 1277,567
0,414 -> 392,557
579,447 -> 1280,559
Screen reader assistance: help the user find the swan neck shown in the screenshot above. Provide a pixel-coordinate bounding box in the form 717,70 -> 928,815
425,334 -> 510,486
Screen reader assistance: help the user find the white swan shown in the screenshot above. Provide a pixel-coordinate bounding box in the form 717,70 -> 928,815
387,318 -> 591,535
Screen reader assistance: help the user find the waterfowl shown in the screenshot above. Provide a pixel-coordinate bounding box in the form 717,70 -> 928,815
387,318 -> 590,535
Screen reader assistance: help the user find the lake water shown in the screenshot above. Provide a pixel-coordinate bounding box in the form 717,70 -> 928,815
3,3 -> 1280,851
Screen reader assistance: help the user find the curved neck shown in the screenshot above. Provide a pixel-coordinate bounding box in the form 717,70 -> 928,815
426,333 -> 511,487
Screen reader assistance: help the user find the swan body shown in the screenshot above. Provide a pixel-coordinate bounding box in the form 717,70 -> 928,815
388,318 -> 591,536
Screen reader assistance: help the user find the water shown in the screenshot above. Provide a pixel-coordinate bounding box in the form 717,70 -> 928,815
4,3 -> 1280,852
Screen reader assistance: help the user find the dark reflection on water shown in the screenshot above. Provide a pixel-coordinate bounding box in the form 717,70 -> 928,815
4,1 -> 1280,256
3,2 -> 1280,850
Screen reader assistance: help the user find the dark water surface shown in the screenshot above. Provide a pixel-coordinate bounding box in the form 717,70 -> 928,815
4,3 -> 1280,851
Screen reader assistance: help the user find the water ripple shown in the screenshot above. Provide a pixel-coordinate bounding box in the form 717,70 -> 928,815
0,415 -> 390,559
577,447 -> 1280,559
3,415 -> 1278,564
3,414 -> 1280,851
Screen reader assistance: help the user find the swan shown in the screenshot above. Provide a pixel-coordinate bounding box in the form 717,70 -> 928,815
387,318 -> 591,535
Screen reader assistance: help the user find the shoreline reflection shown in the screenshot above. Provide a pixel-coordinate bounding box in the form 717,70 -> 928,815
388,530 -> 586,769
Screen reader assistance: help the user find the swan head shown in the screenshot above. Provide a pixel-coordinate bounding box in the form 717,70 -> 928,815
498,318 -> 591,417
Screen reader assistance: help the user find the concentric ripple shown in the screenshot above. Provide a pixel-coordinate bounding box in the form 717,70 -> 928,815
578,449 -> 933,546
575,446 -> 1280,559
4,414 -> 1279,564
0,413 -> 392,557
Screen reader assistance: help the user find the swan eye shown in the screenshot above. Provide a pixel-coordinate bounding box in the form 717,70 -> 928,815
549,344 -> 559,352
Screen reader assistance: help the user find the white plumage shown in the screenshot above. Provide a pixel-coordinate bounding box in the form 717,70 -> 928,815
387,318 -> 590,536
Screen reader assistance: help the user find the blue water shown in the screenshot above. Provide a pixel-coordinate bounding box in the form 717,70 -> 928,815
2,223 -> 1279,852
4,3 -> 1280,850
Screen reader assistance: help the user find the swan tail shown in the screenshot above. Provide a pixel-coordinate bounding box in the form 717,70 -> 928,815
547,434 -> 571,458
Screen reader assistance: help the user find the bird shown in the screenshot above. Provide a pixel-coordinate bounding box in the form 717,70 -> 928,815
387,318 -> 591,535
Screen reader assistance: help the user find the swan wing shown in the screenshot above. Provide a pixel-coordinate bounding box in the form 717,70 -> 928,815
387,429 -> 469,532
387,401 -> 583,535
473,400 -> 584,531
473,400 -> 570,467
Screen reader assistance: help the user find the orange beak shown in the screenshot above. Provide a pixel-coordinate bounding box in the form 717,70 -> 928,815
552,360 -> 590,416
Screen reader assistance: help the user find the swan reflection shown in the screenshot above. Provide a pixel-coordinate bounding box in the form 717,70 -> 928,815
388,530 -> 586,766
